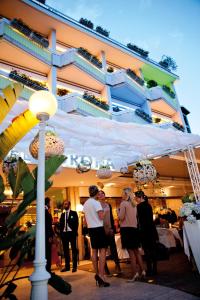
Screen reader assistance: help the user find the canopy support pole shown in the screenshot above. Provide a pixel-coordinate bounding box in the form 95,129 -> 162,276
184,146 -> 200,202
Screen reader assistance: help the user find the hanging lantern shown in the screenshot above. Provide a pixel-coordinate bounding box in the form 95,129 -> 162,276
133,160 -> 157,185
76,156 -> 92,173
120,166 -> 129,175
29,130 -> 64,159
96,161 -> 112,179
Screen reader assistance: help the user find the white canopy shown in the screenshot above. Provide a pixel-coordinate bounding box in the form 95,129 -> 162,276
1,101 -> 200,170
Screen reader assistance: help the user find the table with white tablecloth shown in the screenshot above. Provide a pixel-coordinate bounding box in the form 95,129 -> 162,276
156,227 -> 176,248
115,234 -> 129,259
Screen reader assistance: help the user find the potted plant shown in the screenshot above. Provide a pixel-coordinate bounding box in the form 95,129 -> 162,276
79,18 -> 94,29
147,80 -> 158,89
107,66 -> 114,73
96,26 -> 109,37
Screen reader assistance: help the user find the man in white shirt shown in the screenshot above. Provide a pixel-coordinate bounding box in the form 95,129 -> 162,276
83,185 -> 110,287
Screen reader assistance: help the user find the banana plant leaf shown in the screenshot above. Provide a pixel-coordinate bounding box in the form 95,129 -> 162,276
0,83 -> 23,125
0,226 -> 22,251
0,109 -> 38,161
5,155 -> 66,228
0,175 -> 6,203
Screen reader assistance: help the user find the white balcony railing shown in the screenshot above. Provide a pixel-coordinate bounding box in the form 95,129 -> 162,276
147,86 -> 178,109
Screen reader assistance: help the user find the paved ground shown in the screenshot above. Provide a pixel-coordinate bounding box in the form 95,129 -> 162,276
2,267 -> 199,300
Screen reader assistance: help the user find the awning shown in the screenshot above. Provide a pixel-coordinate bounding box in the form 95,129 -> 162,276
1,100 -> 200,170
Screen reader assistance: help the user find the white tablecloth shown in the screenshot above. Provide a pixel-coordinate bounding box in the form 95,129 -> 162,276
169,228 -> 183,246
183,220 -> 200,273
156,228 -> 176,248
115,234 -> 129,259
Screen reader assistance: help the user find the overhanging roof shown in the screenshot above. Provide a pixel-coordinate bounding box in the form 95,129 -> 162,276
2,100 -> 200,170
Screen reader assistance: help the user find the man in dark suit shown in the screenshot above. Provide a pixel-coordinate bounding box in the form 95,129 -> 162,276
45,197 -> 54,273
60,200 -> 79,272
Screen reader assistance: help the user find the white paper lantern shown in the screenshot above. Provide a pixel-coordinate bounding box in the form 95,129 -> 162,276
133,160 -> 157,184
29,131 -> 64,159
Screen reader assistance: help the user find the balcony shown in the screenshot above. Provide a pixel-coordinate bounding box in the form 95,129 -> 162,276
0,72 -> 34,100
147,85 -> 178,111
53,49 -> 105,83
58,93 -> 111,119
106,70 -> 147,106
0,18 -> 51,64
112,109 -> 150,125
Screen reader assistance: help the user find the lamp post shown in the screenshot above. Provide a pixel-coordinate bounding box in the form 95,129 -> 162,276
29,91 -> 57,300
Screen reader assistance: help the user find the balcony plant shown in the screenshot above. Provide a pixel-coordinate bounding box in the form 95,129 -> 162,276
79,18 -> 94,29
172,122 -> 184,132
180,194 -> 200,223
96,26 -> 109,37
126,69 -> 144,86
77,48 -> 102,69
11,18 -> 49,48
83,91 -> 109,111
147,80 -> 158,89
135,108 -> 152,123
162,85 -> 176,99
57,88 -> 70,96
9,70 -> 48,91
159,55 -> 177,71
127,43 -> 149,58
107,66 -> 114,73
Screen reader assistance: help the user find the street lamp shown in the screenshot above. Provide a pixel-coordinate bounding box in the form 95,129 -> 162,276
29,90 -> 57,300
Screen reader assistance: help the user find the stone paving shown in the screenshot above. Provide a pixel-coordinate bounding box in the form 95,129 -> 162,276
12,268 -> 199,300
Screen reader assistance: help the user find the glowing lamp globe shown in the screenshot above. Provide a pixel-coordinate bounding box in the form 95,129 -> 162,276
29,90 -> 57,117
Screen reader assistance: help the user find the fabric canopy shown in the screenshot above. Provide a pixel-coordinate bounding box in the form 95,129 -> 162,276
1,100 -> 200,170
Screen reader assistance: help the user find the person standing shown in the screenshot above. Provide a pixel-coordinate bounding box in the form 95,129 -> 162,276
97,190 -> 121,275
83,185 -> 110,287
60,200 -> 79,272
45,197 -> 54,273
118,188 -> 145,282
135,191 -> 158,276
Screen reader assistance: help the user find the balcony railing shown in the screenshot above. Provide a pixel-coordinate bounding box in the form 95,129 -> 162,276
0,19 -> 51,63
148,86 -> 178,109
112,109 -> 150,124
58,93 -> 111,118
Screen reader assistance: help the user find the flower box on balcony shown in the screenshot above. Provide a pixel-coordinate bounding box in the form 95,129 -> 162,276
9,70 -> 48,91
162,85 -> 176,99
126,69 -> 144,86
57,88 -> 70,96
96,26 -> 109,37
83,92 -> 109,111
11,18 -> 49,48
135,108 -> 152,123
172,122 -> 185,132
107,66 -> 114,73
79,18 -> 94,29
77,48 -> 102,69
127,43 -> 149,58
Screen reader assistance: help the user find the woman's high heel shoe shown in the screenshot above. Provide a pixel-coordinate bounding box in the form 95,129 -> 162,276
127,272 -> 140,282
94,274 -> 110,287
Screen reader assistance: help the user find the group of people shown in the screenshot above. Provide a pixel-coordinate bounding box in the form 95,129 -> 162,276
83,186 -> 158,287
45,185 -> 158,288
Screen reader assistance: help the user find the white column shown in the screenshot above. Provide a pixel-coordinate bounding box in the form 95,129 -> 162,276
101,50 -> 107,72
48,29 -> 57,96
101,85 -> 112,113
30,114 -> 50,300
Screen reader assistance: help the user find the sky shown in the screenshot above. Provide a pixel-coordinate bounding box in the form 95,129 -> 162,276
47,0 -> 200,134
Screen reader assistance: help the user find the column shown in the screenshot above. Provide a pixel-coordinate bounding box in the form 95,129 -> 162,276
48,29 -> 57,96
101,85 -> 112,113
101,50 -> 107,72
